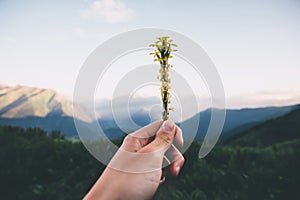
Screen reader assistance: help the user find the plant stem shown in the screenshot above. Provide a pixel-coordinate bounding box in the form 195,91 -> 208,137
149,36 -> 176,121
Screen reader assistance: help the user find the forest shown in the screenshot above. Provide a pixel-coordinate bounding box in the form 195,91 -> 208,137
0,123 -> 299,200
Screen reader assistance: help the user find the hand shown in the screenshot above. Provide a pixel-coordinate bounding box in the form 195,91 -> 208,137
84,120 -> 185,200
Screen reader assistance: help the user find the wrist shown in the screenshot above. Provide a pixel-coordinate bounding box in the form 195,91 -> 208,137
84,168 -> 121,200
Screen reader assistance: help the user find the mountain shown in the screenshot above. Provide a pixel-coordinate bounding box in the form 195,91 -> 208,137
226,107 -> 300,147
97,104 -> 300,141
181,104 -> 300,141
1,85 -> 299,140
0,85 -> 92,121
95,97 -> 159,135
0,85 -> 92,137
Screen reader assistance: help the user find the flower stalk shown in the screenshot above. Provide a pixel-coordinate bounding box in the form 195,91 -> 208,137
150,36 -> 177,121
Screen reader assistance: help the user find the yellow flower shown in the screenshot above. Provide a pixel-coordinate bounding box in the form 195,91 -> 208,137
149,36 -> 177,120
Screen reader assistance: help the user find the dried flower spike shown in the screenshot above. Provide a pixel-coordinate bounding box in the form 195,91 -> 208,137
150,36 -> 177,121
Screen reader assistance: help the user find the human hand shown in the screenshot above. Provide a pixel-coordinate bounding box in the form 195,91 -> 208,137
84,120 -> 185,200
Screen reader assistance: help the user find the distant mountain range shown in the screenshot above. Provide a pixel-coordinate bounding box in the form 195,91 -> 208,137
0,85 -> 299,141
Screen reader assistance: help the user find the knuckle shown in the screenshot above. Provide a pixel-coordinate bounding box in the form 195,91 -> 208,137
157,132 -> 172,145
123,135 -> 134,144
182,155 -> 185,163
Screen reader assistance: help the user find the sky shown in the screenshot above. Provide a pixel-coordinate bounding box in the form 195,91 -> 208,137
1,0 -> 300,108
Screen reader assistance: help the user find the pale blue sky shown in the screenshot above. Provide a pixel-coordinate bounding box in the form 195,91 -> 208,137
1,0 -> 300,107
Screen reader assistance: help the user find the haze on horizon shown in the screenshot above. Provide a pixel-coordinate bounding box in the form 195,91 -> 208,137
1,0 -> 300,109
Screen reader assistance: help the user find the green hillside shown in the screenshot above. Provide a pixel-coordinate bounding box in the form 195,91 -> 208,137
227,108 -> 300,147
0,124 -> 299,200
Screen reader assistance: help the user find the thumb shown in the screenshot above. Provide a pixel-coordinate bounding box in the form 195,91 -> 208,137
139,120 -> 176,155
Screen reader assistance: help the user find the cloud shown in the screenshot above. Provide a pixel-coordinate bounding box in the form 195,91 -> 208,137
226,89 -> 300,108
73,27 -> 85,38
81,0 -> 134,24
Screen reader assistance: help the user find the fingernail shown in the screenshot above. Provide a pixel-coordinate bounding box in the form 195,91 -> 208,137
160,120 -> 174,132
175,166 -> 181,175
181,135 -> 184,146
179,128 -> 184,145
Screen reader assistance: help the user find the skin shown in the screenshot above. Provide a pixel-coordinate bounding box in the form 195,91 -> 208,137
84,120 -> 185,200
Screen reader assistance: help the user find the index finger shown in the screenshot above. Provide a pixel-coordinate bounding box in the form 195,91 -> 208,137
130,120 -> 163,139
120,121 -> 163,152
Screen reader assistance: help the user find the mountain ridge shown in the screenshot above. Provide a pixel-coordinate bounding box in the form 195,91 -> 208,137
180,104 -> 300,141
226,107 -> 300,147
1,85 -> 300,140
0,85 -> 92,122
